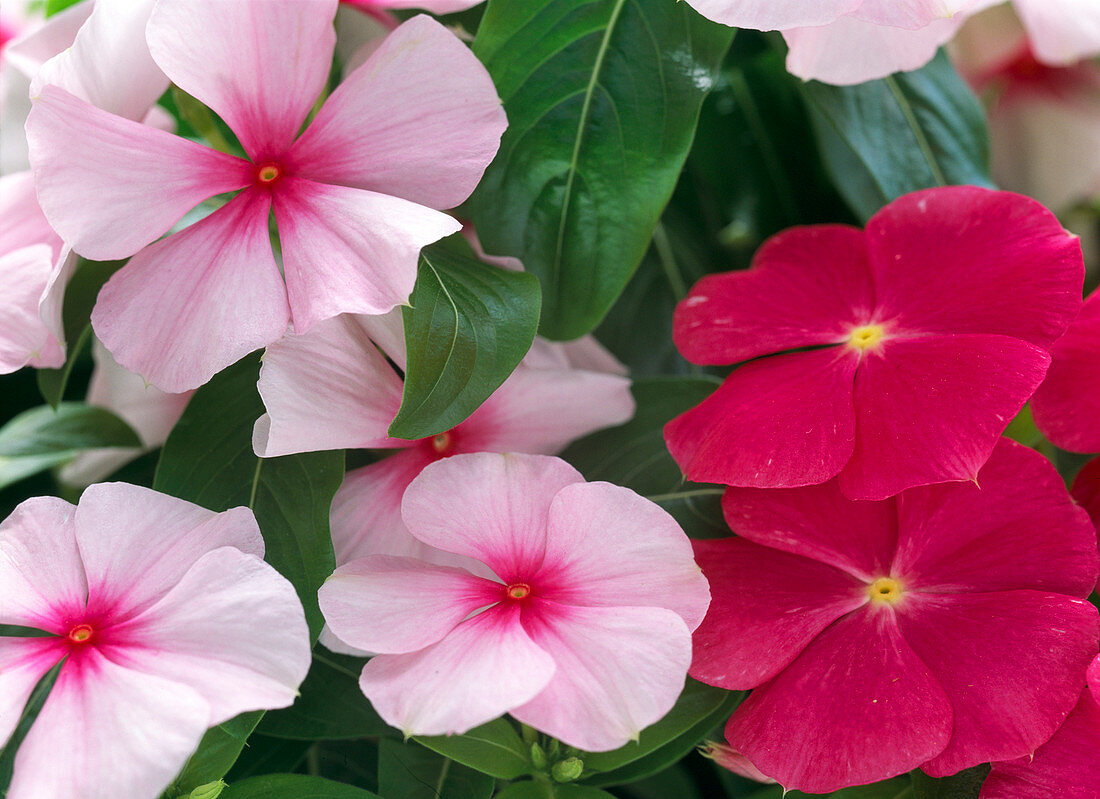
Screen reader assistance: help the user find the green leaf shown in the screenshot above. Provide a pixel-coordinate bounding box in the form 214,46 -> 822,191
221,774 -> 381,799
469,0 -> 733,339
0,660 -> 63,795
495,783 -> 616,799
258,651 -> 393,740
378,739 -> 494,799
44,0 -> 83,16
911,765 -> 990,799
802,50 -> 993,222
583,680 -> 738,781
417,718 -> 533,780
170,714 -> 265,797
388,239 -> 541,440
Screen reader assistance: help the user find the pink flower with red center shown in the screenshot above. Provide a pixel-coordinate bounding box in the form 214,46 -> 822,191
690,439 -> 1099,793
1032,290 -> 1100,453
665,186 -> 1082,501
0,482 -> 311,799
318,452 -> 710,750
981,655 -> 1100,798
26,0 -> 507,392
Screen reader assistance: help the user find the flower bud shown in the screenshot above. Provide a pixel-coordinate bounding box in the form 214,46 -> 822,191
188,780 -> 227,799
530,742 -> 548,771
551,757 -> 583,783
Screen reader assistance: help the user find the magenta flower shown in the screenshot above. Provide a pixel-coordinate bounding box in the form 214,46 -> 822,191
0,483 -> 311,799
1069,457 -> 1100,592
665,187 -> 1082,501
26,0 -> 507,392
981,655 -> 1100,798
319,452 -> 710,751
690,439 -> 1100,793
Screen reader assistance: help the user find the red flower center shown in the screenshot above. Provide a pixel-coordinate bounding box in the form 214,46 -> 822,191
506,582 -> 532,600
255,162 -> 283,186
67,623 -> 95,645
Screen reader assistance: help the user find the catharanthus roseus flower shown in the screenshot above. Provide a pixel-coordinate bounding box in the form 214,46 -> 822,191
690,439 -> 1100,793
981,655 -> 1100,798
665,186 -> 1082,500
1068,456 -> 1100,592
26,0 -> 506,392
0,483 -> 311,799
319,452 -> 710,751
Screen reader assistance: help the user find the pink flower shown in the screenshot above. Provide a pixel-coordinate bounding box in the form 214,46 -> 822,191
981,655 -> 1100,798
665,186 -> 1082,501
0,482 -> 311,799
700,741 -> 776,785
1032,290 -> 1100,453
690,439 -> 1100,793
1069,457 -> 1100,592
318,452 -> 710,750
26,1 -> 506,392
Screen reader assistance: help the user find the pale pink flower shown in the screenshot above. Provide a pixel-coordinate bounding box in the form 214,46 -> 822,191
0,483 -> 311,799
27,1 -> 506,392
319,452 -> 710,750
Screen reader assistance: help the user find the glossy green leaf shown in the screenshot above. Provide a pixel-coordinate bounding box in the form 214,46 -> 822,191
802,50 -> 993,222
417,718 -> 532,781
469,0 -> 733,339
0,660 -> 63,794
496,782 -> 616,799
258,651 -> 393,741
389,239 -> 541,440
911,765 -> 990,799
220,774 -> 380,799
168,714 -> 264,797
378,739 -> 494,799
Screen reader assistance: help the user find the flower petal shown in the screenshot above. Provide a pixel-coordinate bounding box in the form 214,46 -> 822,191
74,483 -> 263,618
537,482 -> 710,630
358,603 -> 555,737
866,186 -> 1083,349
26,86 -> 251,260
109,547 -> 309,724
680,0 -> 861,30
91,190 -> 289,393
726,608 -> 952,794
319,555 -> 502,655
0,496 -> 83,630
664,347 -> 859,489
900,590 -> 1100,776
1032,291 -> 1100,452
839,334 -> 1050,500
401,453 -> 585,581
0,639 -> 63,749
287,15 -> 506,210
0,246 -> 63,374
673,226 -> 872,365
146,0 -> 337,160
893,438 -> 1099,596
512,602 -> 693,752
0,171 -> 62,260
690,537 -> 867,690
255,314 -> 406,457
1015,0 -> 1100,64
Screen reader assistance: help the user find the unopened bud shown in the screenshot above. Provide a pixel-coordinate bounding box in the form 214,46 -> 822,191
530,742 -> 548,771
188,781 -> 226,799
551,757 -> 583,783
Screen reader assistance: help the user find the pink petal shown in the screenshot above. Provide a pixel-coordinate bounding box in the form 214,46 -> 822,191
457,363 -> 634,454
110,547 -> 310,724
254,314 -> 406,458
702,742 -> 776,784
146,0 -> 337,160
1032,291 -> 1100,452
839,334 -> 1051,500
91,190 -> 289,393
2,1 -> 90,81
853,0 -> 980,28
866,186 -> 1083,349
673,226 -> 871,365
26,86 -> 251,260
348,0 -> 483,12
981,687 -> 1100,799
0,639 -> 63,749
0,245 -> 63,373
726,608 -> 953,794
0,171 -> 61,260
7,649 -> 210,799
73,483 -> 263,618
358,603 -> 556,736
1015,0 -> 1100,64
30,0 -> 167,122
529,335 -> 628,376
664,347 -> 859,489
784,14 -> 962,85
37,247 -> 76,354
1090,655 -> 1100,702
689,538 -> 867,690
680,0 -> 861,30
893,439 -> 1100,596
511,603 -> 693,752
287,15 -> 507,210
319,555 -> 502,654
0,496 -> 83,631
721,479 -> 898,580
401,453 -> 585,581
1071,458 -> 1100,592
534,482 -> 709,630
900,590 -> 1100,776
274,178 -> 460,332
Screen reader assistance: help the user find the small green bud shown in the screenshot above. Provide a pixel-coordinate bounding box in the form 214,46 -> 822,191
551,757 -> 583,783
530,741 -> 548,771
187,780 -> 226,799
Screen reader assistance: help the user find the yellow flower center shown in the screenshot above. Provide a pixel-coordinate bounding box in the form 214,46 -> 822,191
867,577 -> 903,605
255,163 -> 281,185
506,583 -> 532,600
431,432 -> 453,454
67,623 -> 94,644
848,324 -> 885,351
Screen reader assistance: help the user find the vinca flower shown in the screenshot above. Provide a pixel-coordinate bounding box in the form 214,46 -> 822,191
665,186 -> 1082,500
1032,290 -> 1100,452
691,439 -> 1100,792
319,452 -> 710,751
0,483 -> 311,799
